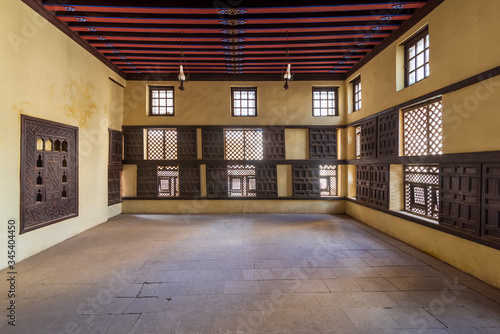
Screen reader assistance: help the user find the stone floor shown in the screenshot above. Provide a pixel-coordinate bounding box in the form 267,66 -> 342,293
2,214 -> 500,334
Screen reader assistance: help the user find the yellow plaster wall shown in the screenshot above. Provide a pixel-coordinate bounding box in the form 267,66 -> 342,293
124,199 -> 345,215
285,129 -> 308,159
0,0 -> 125,267
346,202 -> 500,289
124,80 -> 345,126
345,0 -> 500,153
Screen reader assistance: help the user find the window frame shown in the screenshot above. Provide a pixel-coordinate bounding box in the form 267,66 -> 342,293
227,165 -> 257,197
231,87 -> 258,117
352,76 -> 361,112
149,86 -> 175,116
404,27 -> 429,87
312,86 -> 339,117
146,128 -> 178,160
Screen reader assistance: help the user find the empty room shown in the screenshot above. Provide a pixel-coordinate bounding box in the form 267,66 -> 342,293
1,0 -> 500,333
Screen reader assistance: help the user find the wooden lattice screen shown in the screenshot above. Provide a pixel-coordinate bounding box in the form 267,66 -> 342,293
225,129 -> 263,160
404,100 -> 443,156
440,164 -> 481,235
309,128 -> 337,159
319,165 -> 337,197
108,129 -> 122,206
405,165 -> 440,219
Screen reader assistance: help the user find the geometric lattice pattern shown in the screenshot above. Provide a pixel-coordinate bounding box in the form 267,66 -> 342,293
313,87 -> 337,116
150,86 -> 174,116
406,29 -> 429,86
355,126 -> 362,159
404,99 -> 442,156
225,129 -> 263,160
440,164 -> 481,235
405,165 -> 440,219
232,87 -> 257,117
319,165 -> 337,197
158,165 -> 179,197
228,165 -> 256,197
147,129 -> 178,160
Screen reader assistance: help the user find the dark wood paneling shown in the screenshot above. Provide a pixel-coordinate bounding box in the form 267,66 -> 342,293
439,164 -> 481,235
137,164 -> 157,198
202,128 -> 225,160
378,111 -> 399,157
256,165 -> 278,197
177,128 -> 198,160
179,165 -> 201,197
370,164 -> 389,209
309,128 -> 337,159
482,164 -> 500,240
123,128 -> 144,160
108,167 -> 121,205
206,164 -> 228,198
262,127 -> 286,160
21,116 -> 79,234
292,165 -> 320,197
360,119 -> 377,159
356,165 -> 370,204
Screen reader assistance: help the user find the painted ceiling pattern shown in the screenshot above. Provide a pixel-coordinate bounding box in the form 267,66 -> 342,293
42,0 -> 428,79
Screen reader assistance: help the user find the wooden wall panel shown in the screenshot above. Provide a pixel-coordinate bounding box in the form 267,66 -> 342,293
378,111 -> 399,157
482,164 -> 500,240
292,165 -> 320,197
309,128 -> 337,159
123,128 -> 143,160
202,128 -> 225,159
360,119 -> 377,159
262,127 -> 285,160
137,164 -> 157,198
370,164 -> 389,209
256,165 -> 278,197
179,165 -> 201,197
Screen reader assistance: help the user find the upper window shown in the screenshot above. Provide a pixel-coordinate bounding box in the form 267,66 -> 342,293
405,28 -> 429,86
352,77 -> 361,112
403,99 -> 442,156
149,86 -> 174,116
231,87 -> 257,117
312,87 -> 338,117
147,129 -> 177,160
225,129 -> 263,160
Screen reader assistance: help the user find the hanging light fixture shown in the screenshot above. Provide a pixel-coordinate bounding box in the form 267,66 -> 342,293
178,32 -> 189,91
282,31 -> 293,89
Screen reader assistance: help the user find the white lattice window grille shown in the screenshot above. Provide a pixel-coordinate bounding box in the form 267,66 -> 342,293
147,129 -> 178,160
404,165 -> 439,219
353,77 -> 361,111
149,86 -> 174,116
157,166 -> 179,197
228,165 -> 256,197
225,129 -> 263,160
319,165 -> 338,197
355,126 -> 361,159
231,87 -> 257,117
405,28 -> 429,86
313,87 -> 338,116
403,99 -> 442,156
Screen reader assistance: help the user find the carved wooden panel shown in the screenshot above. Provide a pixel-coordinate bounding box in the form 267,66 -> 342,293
202,128 -> 224,159
177,128 -> 198,160
109,129 -> 123,164
108,167 -> 121,205
370,165 -> 389,209
356,165 -> 370,204
21,116 -> 78,234
262,127 -> 285,160
309,128 -> 337,159
482,164 -> 500,240
179,165 -> 201,197
378,111 -> 399,157
123,128 -> 144,160
292,165 -> 320,197
256,165 -> 278,197
440,164 -> 481,235
360,119 -> 377,159
206,164 -> 228,198
137,164 -> 158,198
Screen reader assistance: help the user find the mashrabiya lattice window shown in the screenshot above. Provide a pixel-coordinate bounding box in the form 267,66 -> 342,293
403,99 -> 442,156
405,165 -> 439,220
225,129 -> 263,160
405,28 -> 429,86
312,87 -> 337,116
231,87 -> 257,117
157,165 -> 179,197
319,165 -> 338,197
147,129 -> 178,160
149,86 -> 174,116
228,165 -> 256,197
355,126 -> 362,159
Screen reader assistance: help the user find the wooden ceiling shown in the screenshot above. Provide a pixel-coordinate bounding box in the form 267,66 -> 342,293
39,0 -> 430,81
